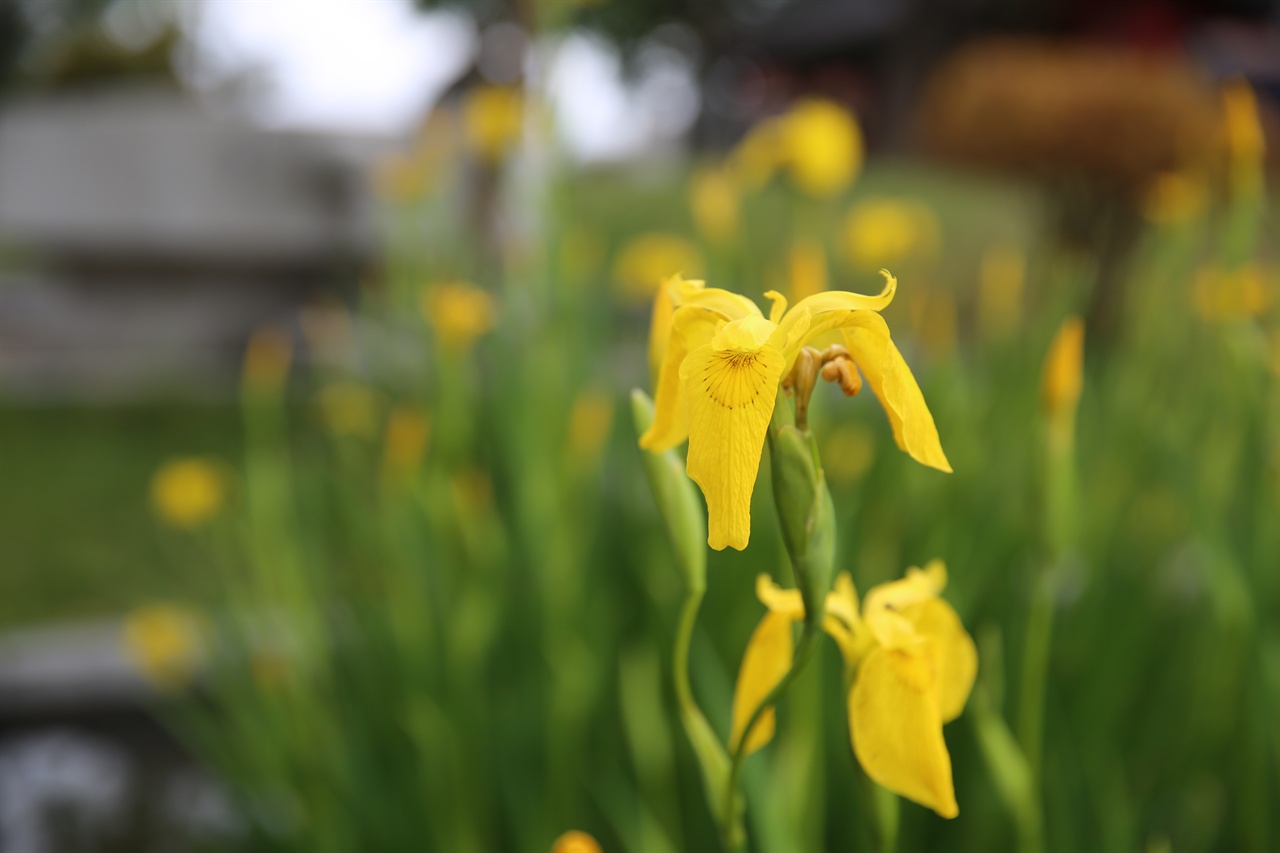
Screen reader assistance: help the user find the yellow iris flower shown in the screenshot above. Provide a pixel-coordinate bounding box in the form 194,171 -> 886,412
731,562 -> 976,817
639,273 -> 950,550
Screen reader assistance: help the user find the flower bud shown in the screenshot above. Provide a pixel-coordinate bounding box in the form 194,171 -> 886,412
768,421 -> 836,619
1041,317 -> 1084,422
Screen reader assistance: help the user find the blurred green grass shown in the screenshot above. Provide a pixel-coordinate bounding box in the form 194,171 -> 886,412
0,156 -> 1275,853
0,404 -> 243,626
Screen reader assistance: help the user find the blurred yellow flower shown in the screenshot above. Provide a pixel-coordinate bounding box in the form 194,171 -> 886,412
566,389 -> 615,462
907,288 -> 958,359
822,421 -> 877,485
1041,316 -> 1085,422
1193,264 -> 1274,320
420,282 -> 498,351
382,405 -> 432,476
1221,78 -> 1265,199
451,467 -> 494,517
730,117 -> 786,190
1141,170 -> 1208,225
150,458 -> 229,529
374,112 -> 456,202
844,197 -> 939,269
242,326 -> 293,393
782,98 -> 863,198
612,232 -> 704,300
730,98 -> 863,198
689,164 -> 740,244
550,830 -> 602,853
732,564 -> 975,817
316,382 -> 380,438
788,237 -> 829,303
978,244 -> 1026,341
463,85 -> 523,162
640,271 -> 949,550
121,603 -> 208,691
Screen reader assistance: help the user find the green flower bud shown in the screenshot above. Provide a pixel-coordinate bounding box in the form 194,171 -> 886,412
768,420 -> 836,621
631,389 -> 708,592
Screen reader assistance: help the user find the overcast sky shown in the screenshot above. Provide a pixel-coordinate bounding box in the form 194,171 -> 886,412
181,0 -> 698,160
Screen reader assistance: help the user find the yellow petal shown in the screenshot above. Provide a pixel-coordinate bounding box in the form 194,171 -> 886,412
681,335 -> 786,551
638,306 -> 721,452
756,573 -> 806,619
647,275 -> 680,383
731,610 -> 795,755
671,280 -> 763,320
862,569 -> 939,650
763,290 -> 788,324
776,270 -> 898,370
840,311 -> 951,473
850,646 -> 959,818
823,572 -> 874,667
903,598 -> 977,723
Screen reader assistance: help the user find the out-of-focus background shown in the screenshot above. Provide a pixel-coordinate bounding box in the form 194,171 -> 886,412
0,0 -> 1276,851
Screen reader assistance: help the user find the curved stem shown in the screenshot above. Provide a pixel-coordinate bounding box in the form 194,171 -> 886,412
673,587 -> 704,714
674,584 -> 740,852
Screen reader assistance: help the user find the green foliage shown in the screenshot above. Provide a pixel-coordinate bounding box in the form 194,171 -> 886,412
2,149 -> 1275,852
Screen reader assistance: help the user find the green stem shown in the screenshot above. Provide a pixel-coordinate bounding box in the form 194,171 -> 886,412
673,586 -> 704,723
673,583 -> 739,852
721,619 -> 823,851
1017,575 -> 1055,787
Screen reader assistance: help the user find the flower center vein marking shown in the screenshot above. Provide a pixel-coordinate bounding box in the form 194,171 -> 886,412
703,351 -> 767,410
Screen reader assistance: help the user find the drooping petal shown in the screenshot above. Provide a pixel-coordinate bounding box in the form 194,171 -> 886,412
639,306 -> 721,452
756,573 -> 806,620
840,311 -> 952,473
776,270 -> 898,368
903,598 -> 977,723
681,328 -> 786,551
850,646 -> 959,818
731,610 -> 795,756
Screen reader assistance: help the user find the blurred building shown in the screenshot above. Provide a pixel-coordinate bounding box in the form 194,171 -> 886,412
0,87 -> 377,401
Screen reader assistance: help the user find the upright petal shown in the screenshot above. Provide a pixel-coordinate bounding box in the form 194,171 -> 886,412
681,333 -> 786,550
639,306 -> 721,452
841,311 -> 951,473
850,646 -> 959,818
862,569 -> 940,650
671,281 -> 763,320
731,610 -> 795,756
647,275 -> 680,383
756,573 -> 806,620
904,598 -> 977,723
823,572 -> 873,667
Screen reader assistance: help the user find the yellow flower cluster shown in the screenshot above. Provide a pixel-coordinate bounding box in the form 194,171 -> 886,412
732,563 -> 976,817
